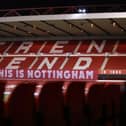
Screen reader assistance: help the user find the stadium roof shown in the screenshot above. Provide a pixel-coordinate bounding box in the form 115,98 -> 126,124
0,6 -> 126,41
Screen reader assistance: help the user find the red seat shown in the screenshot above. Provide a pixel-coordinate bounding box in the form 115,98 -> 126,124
105,84 -> 121,126
7,82 -> 36,126
65,82 -> 86,126
87,83 -> 105,126
0,81 -> 6,126
38,81 -> 66,126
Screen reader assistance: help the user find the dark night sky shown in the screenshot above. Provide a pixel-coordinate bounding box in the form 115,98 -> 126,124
0,0 -> 125,9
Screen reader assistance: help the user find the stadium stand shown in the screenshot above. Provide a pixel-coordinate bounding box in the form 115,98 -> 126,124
0,6 -> 125,126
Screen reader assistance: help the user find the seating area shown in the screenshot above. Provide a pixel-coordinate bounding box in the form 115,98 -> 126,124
0,39 -> 125,126
0,80 -> 124,126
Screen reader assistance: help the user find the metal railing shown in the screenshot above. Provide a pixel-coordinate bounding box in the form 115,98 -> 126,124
0,4 -> 126,17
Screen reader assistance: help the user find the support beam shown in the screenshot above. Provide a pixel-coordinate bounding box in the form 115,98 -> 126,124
0,12 -> 126,23
0,35 -> 126,42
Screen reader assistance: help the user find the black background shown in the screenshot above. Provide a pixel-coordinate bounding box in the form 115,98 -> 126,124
0,0 -> 125,9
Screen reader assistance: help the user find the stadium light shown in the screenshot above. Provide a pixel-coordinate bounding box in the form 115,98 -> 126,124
78,8 -> 87,13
